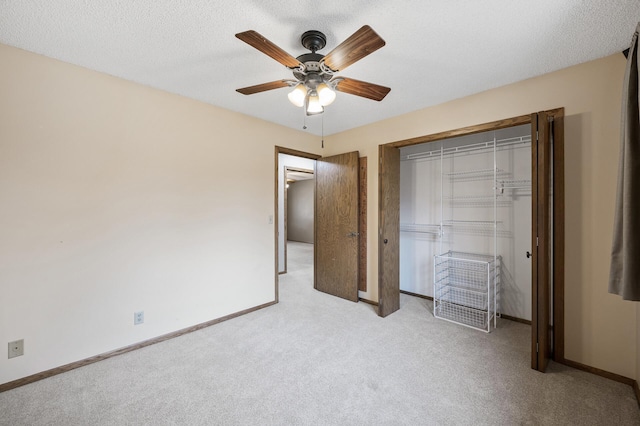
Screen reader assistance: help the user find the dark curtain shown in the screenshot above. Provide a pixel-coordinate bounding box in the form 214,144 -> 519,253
609,22 -> 640,301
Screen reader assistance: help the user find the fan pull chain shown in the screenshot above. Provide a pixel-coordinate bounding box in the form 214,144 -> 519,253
321,114 -> 324,149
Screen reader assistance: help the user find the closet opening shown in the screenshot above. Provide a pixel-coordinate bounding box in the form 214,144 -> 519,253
399,124 -> 532,329
379,110 -> 564,372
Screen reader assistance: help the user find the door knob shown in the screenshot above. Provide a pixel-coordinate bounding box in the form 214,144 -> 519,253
384,239 -> 388,244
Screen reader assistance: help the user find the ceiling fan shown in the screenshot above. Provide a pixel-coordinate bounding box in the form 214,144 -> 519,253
235,25 -> 391,116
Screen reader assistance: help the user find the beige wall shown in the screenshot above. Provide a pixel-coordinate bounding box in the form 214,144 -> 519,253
326,54 -> 637,379
0,44 -> 320,385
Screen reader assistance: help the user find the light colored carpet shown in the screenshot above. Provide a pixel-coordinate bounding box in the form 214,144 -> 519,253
1,241 -> 638,425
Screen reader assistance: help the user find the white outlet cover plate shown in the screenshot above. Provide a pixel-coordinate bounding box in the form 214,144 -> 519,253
8,339 -> 24,358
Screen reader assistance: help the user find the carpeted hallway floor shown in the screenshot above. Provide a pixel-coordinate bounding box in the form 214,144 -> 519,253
1,241 -> 638,425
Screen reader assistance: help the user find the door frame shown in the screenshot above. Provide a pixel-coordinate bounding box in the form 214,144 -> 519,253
380,109 -> 565,365
274,146 -> 321,303
378,145 -> 401,317
275,146 -> 368,305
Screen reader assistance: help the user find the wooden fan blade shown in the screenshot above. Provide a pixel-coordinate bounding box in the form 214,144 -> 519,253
334,78 -> 391,101
236,80 -> 291,95
236,30 -> 302,68
323,25 -> 385,72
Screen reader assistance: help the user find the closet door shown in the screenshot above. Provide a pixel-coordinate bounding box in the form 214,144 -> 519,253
531,111 -> 553,372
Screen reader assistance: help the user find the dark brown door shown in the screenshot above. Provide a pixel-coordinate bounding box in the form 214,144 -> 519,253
531,111 -> 553,372
378,145 -> 400,317
314,151 -> 359,302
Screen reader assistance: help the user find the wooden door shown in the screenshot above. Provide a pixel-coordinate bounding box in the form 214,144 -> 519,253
531,111 -> 553,371
314,151 -> 359,302
378,145 -> 400,317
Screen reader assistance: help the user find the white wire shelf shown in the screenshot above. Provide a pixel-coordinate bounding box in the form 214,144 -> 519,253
443,195 -> 495,201
444,167 -> 497,177
445,193 -> 509,201
442,220 -> 498,227
443,168 -> 510,180
400,222 -> 509,237
498,179 -> 532,190
436,285 -> 490,310
445,228 -> 512,238
433,301 -> 496,331
400,223 -> 441,235
402,135 -> 531,162
435,250 -> 500,265
445,196 -> 512,207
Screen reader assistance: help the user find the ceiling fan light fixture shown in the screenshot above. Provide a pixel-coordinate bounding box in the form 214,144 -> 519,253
305,90 -> 324,115
317,83 -> 336,106
236,26 -> 390,115
288,84 -> 307,107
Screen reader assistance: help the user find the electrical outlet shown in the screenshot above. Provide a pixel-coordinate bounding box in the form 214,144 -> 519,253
8,339 -> 24,359
134,311 -> 144,325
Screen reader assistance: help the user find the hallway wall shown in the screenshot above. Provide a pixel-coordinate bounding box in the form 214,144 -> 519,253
287,179 -> 314,244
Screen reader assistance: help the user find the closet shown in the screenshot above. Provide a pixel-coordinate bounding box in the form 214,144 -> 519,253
399,124 -> 532,332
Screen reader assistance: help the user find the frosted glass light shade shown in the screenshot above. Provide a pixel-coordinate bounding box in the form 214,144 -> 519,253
287,84 -> 307,107
305,90 -> 324,115
317,83 -> 336,106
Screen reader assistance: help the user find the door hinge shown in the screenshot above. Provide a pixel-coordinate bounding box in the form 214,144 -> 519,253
536,237 -> 539,247
536,343 -> 539,353
536,130 -> 539,141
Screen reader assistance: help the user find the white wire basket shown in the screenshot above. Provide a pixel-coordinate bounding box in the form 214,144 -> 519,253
433,251 -> 501,332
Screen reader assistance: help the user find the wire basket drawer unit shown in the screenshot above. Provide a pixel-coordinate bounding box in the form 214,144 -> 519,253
433,251 -> 501,332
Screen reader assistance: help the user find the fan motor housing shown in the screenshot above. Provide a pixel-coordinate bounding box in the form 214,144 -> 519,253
296,52 -> 324,65
293,52 -> 330,83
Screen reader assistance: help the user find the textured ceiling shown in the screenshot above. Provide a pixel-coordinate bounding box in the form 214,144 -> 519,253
1,1 -> 638,136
